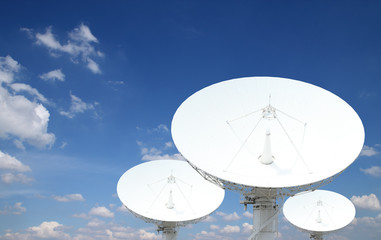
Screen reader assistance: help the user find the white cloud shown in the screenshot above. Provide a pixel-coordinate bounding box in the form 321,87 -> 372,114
89,206 -> 114,218
0,55 -> 55,148
361,166 -> 381,177
87,218 -> 105,227
1,221 -> 70,239
216,211 -> 241,221
1,173 -> 34,184
0,150 -> 30,172
243,211 -> 253,218
117,204 -> 129,213
210,224 -> 220,230
72,213 -> 90,219
141,152 -> 185,161
220,225 -> 240,233
0,202 -> 26,215
52,193 -> 85,202
69,24 -> 98,43
351,193 -> 381,211
195,230 -> 227,240
31,24 -> 103,74
29,221 -> 70,239
138,141 -> 185,161
60,92 -> 96,118
10,83 -> 48,103
13,139 -> 26,150
40,69 -> 65,82
87,58 -> 101,74
0,55 -> 20,84
242,222 -> 253,234
360,145 -> 380,157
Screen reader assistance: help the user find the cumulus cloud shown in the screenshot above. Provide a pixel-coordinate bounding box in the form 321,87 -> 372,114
242,222 -> 253,234
360,145 -> 380,157
0,55 -> 55,148
361,166 -> 381,177
60,92 -> 96,118
0,221 -> 70,239
210,224 -> 220,230
40,69 -> 65,82
216,211 -> 241,221
89,206 -> 114,218
0,219 -> 163,240
117,204 -> 129,213
0,151 -> 34,184
0,151 -> 30,172
0,55 -> 20,83
0,202 -> 26,215
243,211 -> 253,218
220,225 -> 240,233
137,141 -> 185,161
52,193 -> 85,202
27,24 -> 103,74
351,193 -> 381,211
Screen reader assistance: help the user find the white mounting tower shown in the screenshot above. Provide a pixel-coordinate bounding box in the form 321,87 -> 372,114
171,77 -> 364,240
283,190 -> 356,239
117,159 -> 225,240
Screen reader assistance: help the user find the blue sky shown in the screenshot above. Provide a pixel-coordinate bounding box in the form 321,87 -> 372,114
0,1 -> 381,239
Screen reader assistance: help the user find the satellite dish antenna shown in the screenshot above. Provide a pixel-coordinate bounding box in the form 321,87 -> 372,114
117,159 -> 225,240
283,190 -> 356,240
171,77 -> 364,240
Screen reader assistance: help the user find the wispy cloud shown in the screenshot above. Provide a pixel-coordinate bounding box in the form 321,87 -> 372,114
0,202 -> 26,215
351,193 -> 381,211
361,166 -> 381,177
39,69 -> 65,82
360,145 -> 380,157
52,193 -> 85,202
60,92 -> 97,118
137,141 -> 184,161
1,173 -> 34,184
10,83 -> 49,104
23,24 -> 103,74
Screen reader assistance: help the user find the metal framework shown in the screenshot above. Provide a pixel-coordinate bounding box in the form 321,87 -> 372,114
185,159 -> 343,240
121,204 -> 207,240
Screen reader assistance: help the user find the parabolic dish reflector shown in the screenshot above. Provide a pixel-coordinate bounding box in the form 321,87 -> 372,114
117,160 -> 225,223
171,77 -> 364,188
283,190 -> 355,232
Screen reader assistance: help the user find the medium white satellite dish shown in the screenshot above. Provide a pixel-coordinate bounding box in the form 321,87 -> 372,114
171,77 -> 364,240
283,190 -> 355,240
117,159 -> 225,240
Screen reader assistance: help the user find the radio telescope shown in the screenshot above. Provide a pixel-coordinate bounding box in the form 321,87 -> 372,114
117,159 -> 225,240
283,190 -> 356,240
171,77 -> 364,240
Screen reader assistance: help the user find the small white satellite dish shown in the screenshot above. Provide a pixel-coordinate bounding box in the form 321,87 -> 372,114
283,190 -> 355,239
117,159 -> 225,239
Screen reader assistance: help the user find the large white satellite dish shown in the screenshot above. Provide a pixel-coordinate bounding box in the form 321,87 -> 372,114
172,77 -> 364,189
117,159 -> 225,240
171,77 -> 364,240
283,190 -> 355,239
